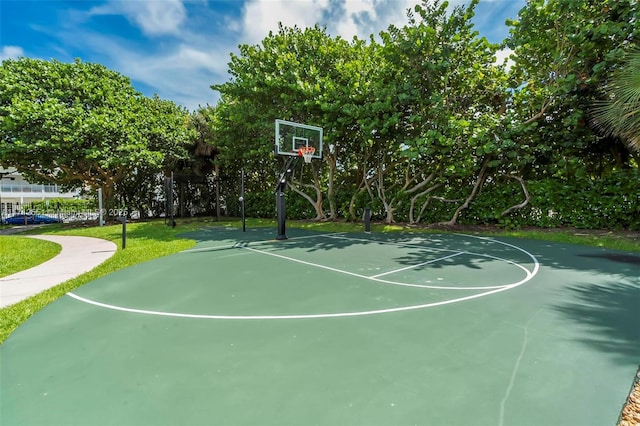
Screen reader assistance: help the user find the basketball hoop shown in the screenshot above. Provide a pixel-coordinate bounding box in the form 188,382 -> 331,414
298,146 -> 316,164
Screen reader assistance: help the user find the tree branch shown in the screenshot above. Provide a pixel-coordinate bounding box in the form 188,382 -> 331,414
499,175 -> 531,217
439,158 -> 489,226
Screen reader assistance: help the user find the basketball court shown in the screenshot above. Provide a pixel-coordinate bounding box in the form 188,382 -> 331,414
1,226 -> 638,425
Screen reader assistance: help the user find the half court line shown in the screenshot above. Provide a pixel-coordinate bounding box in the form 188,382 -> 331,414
242,245 -> 370,280
370,252 -> 465,278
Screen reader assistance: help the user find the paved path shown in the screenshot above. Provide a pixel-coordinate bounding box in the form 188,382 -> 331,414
0,235 -> 117,308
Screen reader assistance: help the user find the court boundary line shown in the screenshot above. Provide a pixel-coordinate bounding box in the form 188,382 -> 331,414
67,234 -> 540,320
66,280 -> 528,320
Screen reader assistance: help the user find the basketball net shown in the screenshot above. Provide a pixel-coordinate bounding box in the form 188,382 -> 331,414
298,146 -> 316,164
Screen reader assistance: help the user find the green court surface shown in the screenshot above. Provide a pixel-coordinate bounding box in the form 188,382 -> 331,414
1,227 -> 638,425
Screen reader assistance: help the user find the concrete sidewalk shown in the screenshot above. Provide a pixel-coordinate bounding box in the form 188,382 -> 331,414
0,235 -> 117,308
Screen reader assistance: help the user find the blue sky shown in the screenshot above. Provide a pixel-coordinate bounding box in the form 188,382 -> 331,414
1,0 -> 526,111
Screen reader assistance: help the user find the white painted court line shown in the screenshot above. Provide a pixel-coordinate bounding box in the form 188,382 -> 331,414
67,234 -> 540,320
243,245 -> 528,290
243,245 -> 372,279
370,252 -> 465,278
1,235 -> 116,308
67,280 -> 527,320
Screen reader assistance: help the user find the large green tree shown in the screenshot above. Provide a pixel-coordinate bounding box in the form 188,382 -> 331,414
204,0 -> 638,229
364,0 -> 508,223
212,1 -> 510,224
114,95 -> 197,218
0,58 -> 193,210
505,0 -> 639,175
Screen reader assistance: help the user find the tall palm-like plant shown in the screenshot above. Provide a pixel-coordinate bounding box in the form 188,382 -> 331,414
592,49 -> 640,151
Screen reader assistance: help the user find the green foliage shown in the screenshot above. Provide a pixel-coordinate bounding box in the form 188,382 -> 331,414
213,24 -> 369,219
0,58 -> 194,214
363,0 -> 509,223
2,1 -> 638,230
506,0 -> 639,173
205,0 -> 638,229
459,170 -> 640,230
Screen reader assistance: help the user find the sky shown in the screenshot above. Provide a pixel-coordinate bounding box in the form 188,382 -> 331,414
0,0 -> 526,111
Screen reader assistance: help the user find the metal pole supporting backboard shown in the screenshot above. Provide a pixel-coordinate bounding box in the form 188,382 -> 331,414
275,156 -> 297,240
276,179 -> 287,240
274,119 -> 323,240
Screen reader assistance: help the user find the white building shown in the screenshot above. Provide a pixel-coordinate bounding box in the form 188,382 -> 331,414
0,167 -> 79,216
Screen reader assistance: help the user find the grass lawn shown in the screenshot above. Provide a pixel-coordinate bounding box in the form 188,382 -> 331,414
1,218 -> 638,344
0,236 -> 61,278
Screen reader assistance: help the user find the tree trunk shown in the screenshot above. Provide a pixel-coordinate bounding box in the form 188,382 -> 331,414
500,175 -> 531,217
409,184 -> 441,224
289,183 -> 325,220
440,159 -> 489,226
326,151 -> 337,219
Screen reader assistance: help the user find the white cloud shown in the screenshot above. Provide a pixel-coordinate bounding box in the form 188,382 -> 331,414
240,0 -> 330,45
495,47 -> 514,70
89,0 -> 187,37
0,46 -> 25,61
76,0 -> 483,110
239,0 -> 422,44
108,42 -> 225,109
225,15 -> 242,33
47,18 -> 229,110
40,0 -> 517,111
334,0 -> 415,40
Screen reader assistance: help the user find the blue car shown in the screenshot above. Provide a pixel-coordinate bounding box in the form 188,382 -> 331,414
3,214 -> 62,225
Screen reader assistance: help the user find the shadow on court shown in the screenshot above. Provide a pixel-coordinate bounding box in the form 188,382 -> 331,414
182,227 -> 535,273
553,280 -> 640,363
579,252 -> 640,265
1,226 -> 638,426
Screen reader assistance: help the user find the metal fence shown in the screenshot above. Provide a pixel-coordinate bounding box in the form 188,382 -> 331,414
2,209 -> 146,222
2,209 -> 98,223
